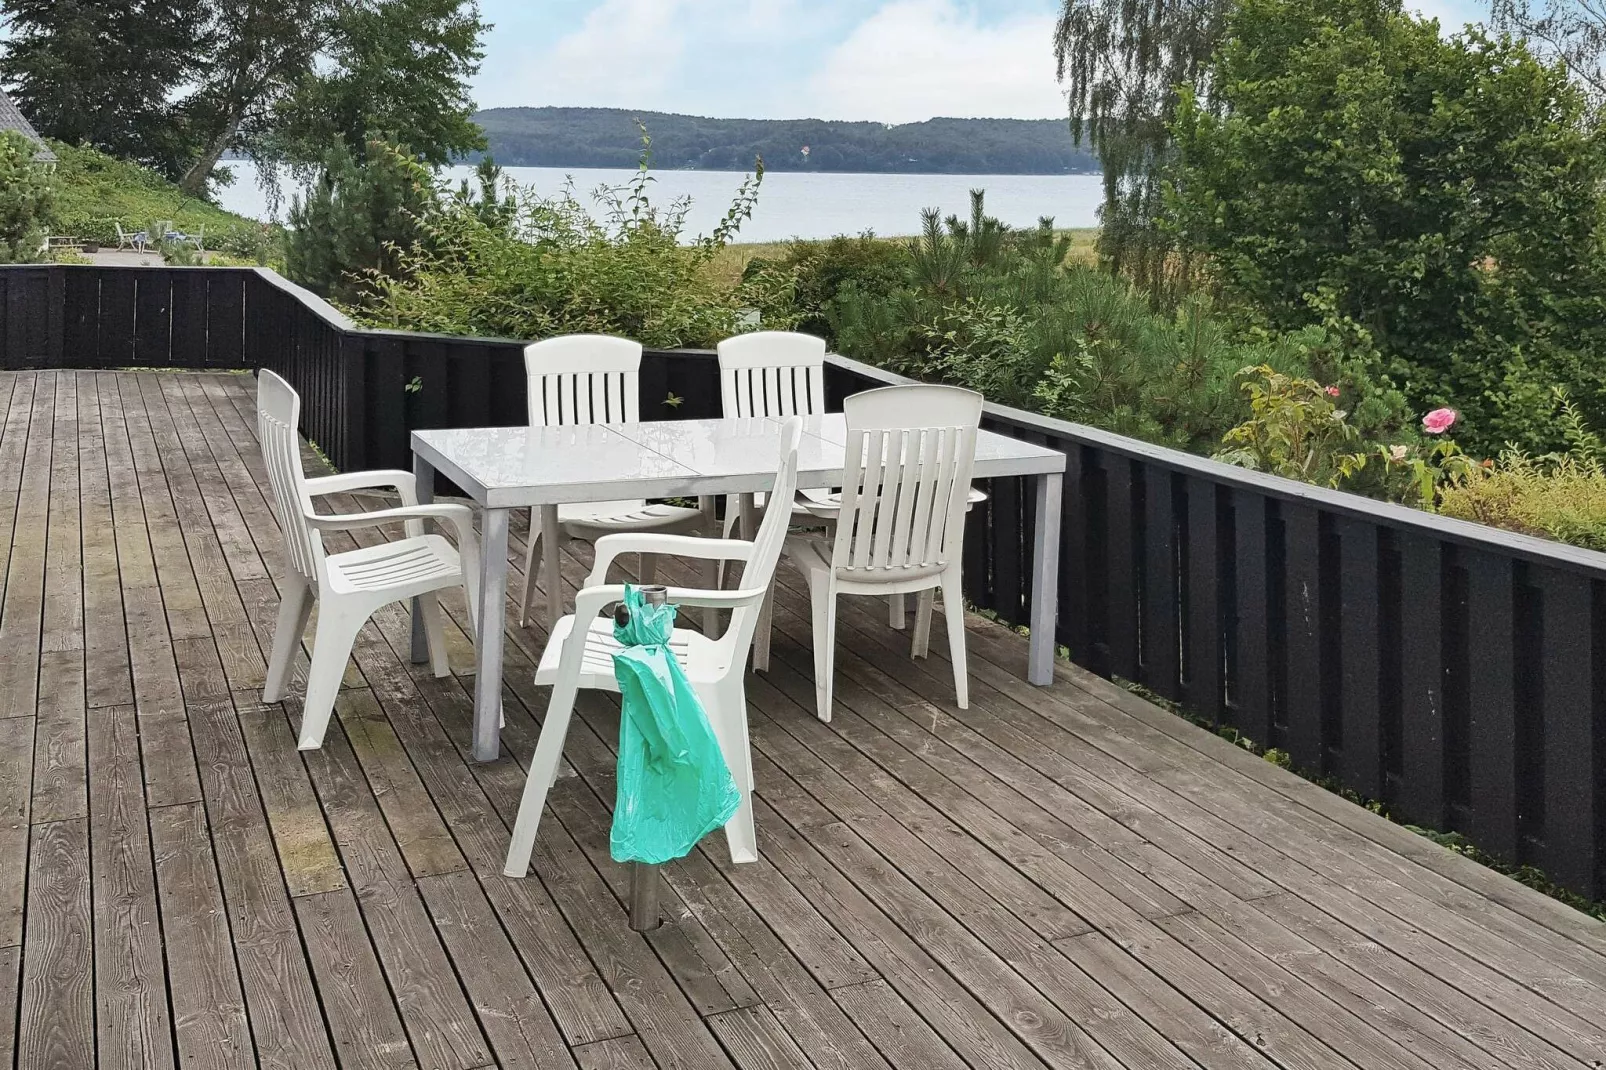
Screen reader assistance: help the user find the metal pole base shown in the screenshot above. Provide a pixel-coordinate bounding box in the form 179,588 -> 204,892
628,863 -> 661,931
625,584 -> 670,932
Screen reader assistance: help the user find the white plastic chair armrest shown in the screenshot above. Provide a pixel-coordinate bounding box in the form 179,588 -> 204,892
306,502 -> 474,545
306,503 -> 480,591
305,469 -> 420,504
589,533 -> 756,586
570,583 -> 767,624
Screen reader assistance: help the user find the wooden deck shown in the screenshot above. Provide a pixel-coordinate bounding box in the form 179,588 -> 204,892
2,369 -> 1604,1070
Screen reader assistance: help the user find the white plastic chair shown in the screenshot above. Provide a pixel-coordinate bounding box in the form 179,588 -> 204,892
257,370 -> 481,750
799,484 -> 991,630
503,418 -> 805,877
782,384 -> 982,722
517,335 -> 706,628
717,330 -> 830,531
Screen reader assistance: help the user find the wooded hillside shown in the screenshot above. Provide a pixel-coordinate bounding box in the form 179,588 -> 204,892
471,107 -> 1097,174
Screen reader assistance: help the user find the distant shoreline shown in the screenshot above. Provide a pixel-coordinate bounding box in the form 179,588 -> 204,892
474,107 -> 1098,178
473,163 -> 1103,178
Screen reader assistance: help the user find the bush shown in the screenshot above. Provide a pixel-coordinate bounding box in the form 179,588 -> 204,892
827,193 -> 1294,450
746,234 -> 912,341
358,153 -> 768,347
1215,364 -> 1480,503
0,131 -> 55,262
1437,391 -> 1606,548
287,140 -> 437,303
1439,455 -> 1606,550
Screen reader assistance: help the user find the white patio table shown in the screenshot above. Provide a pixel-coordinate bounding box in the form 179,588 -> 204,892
410,414 -> 1066,761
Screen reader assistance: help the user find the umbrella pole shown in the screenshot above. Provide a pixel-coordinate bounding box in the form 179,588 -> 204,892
629,863 -> 660,931
627,584 -> 669,932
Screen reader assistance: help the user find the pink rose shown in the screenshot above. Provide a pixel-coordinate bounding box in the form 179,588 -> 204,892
1324,385 -> 1340,397
1422,408 -> 1457,435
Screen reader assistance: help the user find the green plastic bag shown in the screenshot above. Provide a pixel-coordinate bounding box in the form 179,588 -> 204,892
610,584 -> 741,864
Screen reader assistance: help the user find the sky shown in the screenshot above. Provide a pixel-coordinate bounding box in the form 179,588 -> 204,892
472,0 -> 1490,123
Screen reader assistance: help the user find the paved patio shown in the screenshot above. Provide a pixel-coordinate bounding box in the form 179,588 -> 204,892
2,369 -> 1603,1069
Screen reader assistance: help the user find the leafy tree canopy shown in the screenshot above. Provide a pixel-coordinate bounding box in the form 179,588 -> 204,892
1053,0 -> 1229,285
1491,0 -> 1606,98
0,0 -> 204,176
0,0 -> 487,195
1166,0 -> 1606,452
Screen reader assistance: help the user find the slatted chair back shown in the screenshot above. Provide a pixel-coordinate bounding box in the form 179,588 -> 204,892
830,385 -> 982,585
524,335 -> 642,427
717,332 -> 827,419
257,370 -> 324,583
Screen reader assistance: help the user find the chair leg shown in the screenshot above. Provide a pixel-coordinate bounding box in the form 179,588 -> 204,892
704,681 -> 758,864
912,589 -> 935,658
518,508 -> 540,627
889,593 -> 907,629
417,592 -> 450,677
752,580 -> 774,672
263,575 -> 314,703
808,578 -> 838,723
504,682 -> 580,877
297,601 -> 367,750
941,578 -> 969,709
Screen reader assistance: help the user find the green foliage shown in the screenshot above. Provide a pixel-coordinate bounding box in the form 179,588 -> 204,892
827,192 -> 1270,450
1491,0 -> 1606,99
745,234 -> 913,340
1437,393 -> 1606,549
1165,0 -> 1606,456
355,147 -> 768,348
471,108 -> 1099,174
1213,366 -> 1371,485
286,140 -> 436,303
0,131 -> 54,262
1438,453 -> 1606,550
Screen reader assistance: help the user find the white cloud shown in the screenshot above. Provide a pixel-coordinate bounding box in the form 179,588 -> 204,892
474,0 -> 1069,120
808,1 -> 1065,123
495,0 -> 691,109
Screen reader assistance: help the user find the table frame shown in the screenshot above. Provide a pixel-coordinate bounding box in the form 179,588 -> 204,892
411,420 -> 1064,761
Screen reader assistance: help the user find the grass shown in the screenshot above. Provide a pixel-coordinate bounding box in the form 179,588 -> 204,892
45,141 -> 279,262
702,228 -> 1101,291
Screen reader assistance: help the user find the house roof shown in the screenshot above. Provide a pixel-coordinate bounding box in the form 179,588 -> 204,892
0,89 -> 56,162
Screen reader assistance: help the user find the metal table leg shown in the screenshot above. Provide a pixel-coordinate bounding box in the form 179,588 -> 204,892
541,504 -> 563,631
1028,472 -> 1063,685
473,507 -> 510,760
410,453 -> 434,664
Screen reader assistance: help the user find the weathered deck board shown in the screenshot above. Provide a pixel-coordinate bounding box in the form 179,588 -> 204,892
4,369 -> 1605,1070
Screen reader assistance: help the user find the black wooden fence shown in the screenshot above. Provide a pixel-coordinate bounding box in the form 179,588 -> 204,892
3,263 -> 1602,900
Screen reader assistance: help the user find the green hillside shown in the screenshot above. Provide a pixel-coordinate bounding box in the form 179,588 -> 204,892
471,107 -> 1097,175
47,141 -> 276,260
